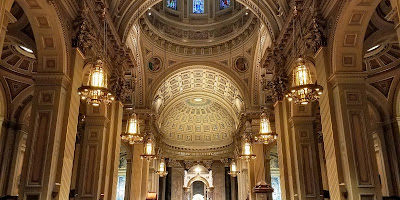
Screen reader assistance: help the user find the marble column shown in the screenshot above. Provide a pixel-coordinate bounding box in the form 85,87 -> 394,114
247,143 -> 271,200
127,143 -> 145,200
315,47 -> 382,199
102,101 -> 123,200
289,104 -> 323,200
18,48 -> 84,200
237,159 -> 249,200
274,100 -> 292,200
124,158 -> 132,200
6,124 -> 28,196
76,104 -> 110,200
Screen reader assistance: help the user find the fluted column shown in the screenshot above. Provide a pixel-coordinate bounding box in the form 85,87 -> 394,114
18,48 -> 84,200
247,143 -> 270,200
77,104 -> 110,200
237,159 -> 249,200
315,47 -> 382,199
124,158 -> 132,200
127,143 -> 145,200
102,101 -> 123,200
274,100 -> 293,200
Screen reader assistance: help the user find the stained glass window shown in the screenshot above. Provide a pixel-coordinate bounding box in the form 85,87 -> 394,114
193,0 -> 204,14
167,0 -> 177,10
220,0 -> 230,9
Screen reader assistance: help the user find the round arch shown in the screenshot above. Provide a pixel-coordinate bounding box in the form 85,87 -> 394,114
15,0 -> 69,75
147,63 -> 250,108
186,176 -> 210,188
331,0 -> 382,74
117,0 -> 282,42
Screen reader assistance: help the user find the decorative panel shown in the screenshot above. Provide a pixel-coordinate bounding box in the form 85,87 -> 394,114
28,111 -> 52,185
171,169 -> 184,200
301,144 -> 315,196
349,111 -> 373,186
83,145 -> 98,196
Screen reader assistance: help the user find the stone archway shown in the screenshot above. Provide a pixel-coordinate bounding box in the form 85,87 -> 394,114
331,0 -> 383,73
15,0 -> 69,75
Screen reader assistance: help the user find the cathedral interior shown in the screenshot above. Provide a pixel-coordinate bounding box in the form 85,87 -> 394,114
0,0 -> 400,199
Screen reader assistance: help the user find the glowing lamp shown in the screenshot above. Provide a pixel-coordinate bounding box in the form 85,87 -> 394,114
228,160 -> 240,177
285,58 -> 323,104
239,141 -> 256,162
141,139 -> 156,160
121,113 -> 143,144
255,113 -> 278,145
156,159 -> 168,177
78,60 -> 114,106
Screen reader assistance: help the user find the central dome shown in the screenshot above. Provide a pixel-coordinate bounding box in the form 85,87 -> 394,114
161,97 -> 235,148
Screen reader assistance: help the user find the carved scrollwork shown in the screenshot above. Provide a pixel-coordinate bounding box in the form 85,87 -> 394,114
264,70 -> 288,103
304,14 -> 327,54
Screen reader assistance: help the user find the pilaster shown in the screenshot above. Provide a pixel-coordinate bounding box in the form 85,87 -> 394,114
315,47 -> 382,200
247,143 -> 270,200
128,144 -> 145,200
289,104 -> 323,200
77,104 -> 110,200
102,101 -> 123,200
19,48 -> 84,200
124,158 -> 132,200
274,100 -> 295,200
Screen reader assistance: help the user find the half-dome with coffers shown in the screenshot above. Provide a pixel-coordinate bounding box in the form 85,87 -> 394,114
161,98 -> 235,148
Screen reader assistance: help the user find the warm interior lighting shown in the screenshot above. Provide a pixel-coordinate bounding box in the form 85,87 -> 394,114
239,141 -> 256,161
259,113 -> 272,134
285,58 -> 323,104
195,166 -> 202,174
367,44 -> 380,52
78,60 -> 114,106
228,160 -> 240,177
156,159 -> 168,177
255,113 -> 278,145
19,45 -> 34,53
121,113 -> 143,144
141,139 -> 156,160
194,98 -> 203,102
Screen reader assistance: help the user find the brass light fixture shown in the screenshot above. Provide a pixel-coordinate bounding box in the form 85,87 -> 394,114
255,113 -> 277,144
156,158 -> 168,177
141,139 -> 157,160
121,113 -> 143,144
285,58 -> 323,104
228,160 -> 240,177
284,7 -> 323,105
239,140 -> 256,162
78,60 -> 114,106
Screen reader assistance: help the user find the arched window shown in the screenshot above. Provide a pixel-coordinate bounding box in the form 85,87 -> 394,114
193,0 -> 204,13
219,0 -> 230,9
167,0 -> 177,10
